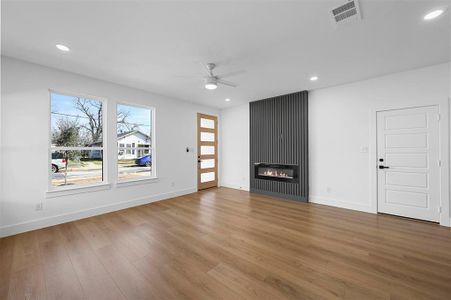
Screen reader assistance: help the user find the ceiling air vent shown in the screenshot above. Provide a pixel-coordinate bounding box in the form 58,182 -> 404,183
331,0 -> 361,25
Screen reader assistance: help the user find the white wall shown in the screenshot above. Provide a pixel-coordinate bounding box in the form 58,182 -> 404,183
220,103 -> 249,191
0,57 -> 219,237
220,62 -> 451,224
0,54 -> 3,231
309,63 -> 450,218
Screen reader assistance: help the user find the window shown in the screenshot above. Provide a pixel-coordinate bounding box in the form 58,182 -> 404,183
117,103 -> 154,181
50,92 -> 105,188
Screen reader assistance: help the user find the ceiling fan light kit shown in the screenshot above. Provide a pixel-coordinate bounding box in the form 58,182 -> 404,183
205,84 -> 218,90
203,62 -> 238,90
204,77 -> 218,90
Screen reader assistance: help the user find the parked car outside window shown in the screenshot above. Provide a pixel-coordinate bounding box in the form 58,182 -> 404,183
51,152 -> 67,173
135,155 -> 151,167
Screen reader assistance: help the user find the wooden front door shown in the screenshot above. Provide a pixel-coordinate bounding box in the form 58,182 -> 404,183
197,113 -> 218,190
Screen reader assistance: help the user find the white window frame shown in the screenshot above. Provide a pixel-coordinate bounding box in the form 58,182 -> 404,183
116,102 -> 156,183
47,90 -> 108,193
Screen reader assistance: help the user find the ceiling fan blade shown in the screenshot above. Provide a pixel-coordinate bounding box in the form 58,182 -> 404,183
216,70 -> 247,78
217,79 -> 237,88
174,74 -> 203,78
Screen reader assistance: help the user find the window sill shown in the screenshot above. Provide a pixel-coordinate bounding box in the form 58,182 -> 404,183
46,183 -> 112,198
116,177 -> 159,188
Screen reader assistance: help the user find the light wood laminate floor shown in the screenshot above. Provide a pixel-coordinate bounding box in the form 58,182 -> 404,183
1,187 -> 450,299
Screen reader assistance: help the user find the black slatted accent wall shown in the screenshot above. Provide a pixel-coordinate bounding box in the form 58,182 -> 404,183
250,91 -> 308,202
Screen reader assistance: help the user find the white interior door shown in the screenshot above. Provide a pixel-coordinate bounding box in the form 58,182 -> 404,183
377,106 -> 440,222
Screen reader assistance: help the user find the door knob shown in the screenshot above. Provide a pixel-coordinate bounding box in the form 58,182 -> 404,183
379,165 -> 389,169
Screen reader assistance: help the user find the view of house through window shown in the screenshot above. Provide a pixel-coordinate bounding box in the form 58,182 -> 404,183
117,103 -> 153,180
50,92 -> 104,187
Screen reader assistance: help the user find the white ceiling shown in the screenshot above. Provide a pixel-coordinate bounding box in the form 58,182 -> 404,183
2,0 -> 450,108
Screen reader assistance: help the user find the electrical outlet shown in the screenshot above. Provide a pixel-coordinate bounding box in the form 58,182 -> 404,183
35,203 -> 43,211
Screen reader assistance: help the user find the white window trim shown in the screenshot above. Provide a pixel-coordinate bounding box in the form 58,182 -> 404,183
52,146 -> 104,151
48,90 -> 108,193
46,183 -> 112,198
116,177 -> 159,188
116,101 -> 157,183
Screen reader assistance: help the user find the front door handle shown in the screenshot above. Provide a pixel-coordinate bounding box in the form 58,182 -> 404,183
379,165 -> 389,169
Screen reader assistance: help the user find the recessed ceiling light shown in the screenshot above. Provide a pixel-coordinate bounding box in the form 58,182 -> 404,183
310,76 -> 319,81
424,9 -> 444,20
56,44 -> 70,52
225,98 -> 231,102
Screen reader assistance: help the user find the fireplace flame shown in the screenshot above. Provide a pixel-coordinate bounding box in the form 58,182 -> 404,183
262,169 -> 290,178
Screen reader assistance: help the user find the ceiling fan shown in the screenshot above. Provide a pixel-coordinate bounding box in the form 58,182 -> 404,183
202,63 -> 240,90
175,62 -> 244,90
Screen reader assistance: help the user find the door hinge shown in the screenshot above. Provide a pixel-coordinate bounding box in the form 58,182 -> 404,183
437,114 -> 441,121
438,207 -> 442,213
438,160 -> 441,167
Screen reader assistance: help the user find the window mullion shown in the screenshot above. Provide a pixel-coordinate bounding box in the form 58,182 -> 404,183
52,147 -> 104,151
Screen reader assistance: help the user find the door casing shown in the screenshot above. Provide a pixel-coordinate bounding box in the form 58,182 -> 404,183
197,113 -> 218,190
376,106 -> 440,222
370,99 -> 450,227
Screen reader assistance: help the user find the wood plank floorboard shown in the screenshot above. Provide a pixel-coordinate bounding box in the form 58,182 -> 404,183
1,187 -> 450,299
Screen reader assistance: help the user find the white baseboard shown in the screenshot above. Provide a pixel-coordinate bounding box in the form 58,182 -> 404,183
220,182 -> 250,191
0,188 -> 196,238
309,195 -> 375,214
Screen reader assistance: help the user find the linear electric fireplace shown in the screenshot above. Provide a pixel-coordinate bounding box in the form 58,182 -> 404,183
250,90 -> 308,202
254,163 -> 298,183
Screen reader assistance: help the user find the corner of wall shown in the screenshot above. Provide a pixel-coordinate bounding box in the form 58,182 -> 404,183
220,182 -> 250,192
0,54 -> 3,233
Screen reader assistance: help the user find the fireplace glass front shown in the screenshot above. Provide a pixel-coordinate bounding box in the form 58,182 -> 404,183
254,163 -> 298,183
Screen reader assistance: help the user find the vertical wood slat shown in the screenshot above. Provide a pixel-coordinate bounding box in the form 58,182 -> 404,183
249,91 -> 308,202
